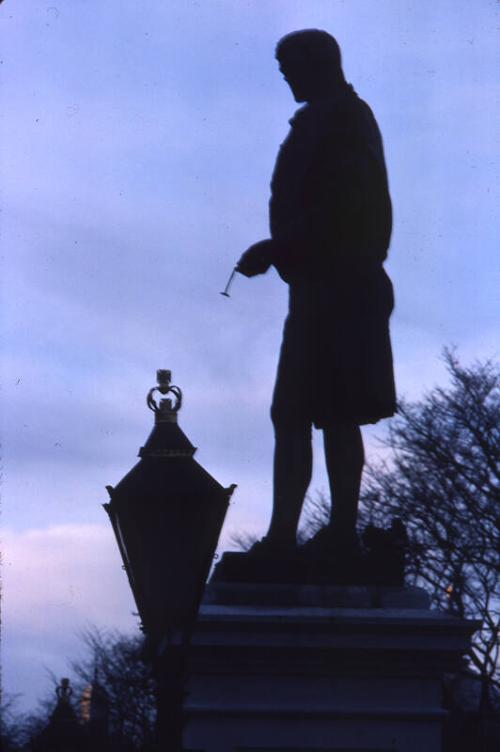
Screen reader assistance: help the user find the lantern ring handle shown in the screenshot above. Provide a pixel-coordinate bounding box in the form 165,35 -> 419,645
146,384 -> 183,413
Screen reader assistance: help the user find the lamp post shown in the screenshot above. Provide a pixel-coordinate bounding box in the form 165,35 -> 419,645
104,369 -> 234,751
31,679 -> 86,752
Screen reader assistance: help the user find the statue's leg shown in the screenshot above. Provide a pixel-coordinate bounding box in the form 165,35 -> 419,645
323,424 -> 364,538
266,421 -> 312,547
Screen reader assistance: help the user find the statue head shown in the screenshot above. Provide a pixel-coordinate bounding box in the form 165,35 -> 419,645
276,29 -> 345,102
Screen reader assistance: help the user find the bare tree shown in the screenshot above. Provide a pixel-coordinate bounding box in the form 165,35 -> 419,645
0,696 -> 25,752
361,350 -> 499,707
0,695 -> 49,752
2,631 -> 156,751
70,628 -> 156,751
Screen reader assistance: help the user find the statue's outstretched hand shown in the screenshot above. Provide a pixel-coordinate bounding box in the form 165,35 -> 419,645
236,240 -> 274,277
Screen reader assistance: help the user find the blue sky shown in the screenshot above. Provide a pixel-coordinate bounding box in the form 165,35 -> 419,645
2,0 -> 499,713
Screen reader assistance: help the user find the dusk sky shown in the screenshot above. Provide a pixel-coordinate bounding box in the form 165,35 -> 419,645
2,1 -> 499,713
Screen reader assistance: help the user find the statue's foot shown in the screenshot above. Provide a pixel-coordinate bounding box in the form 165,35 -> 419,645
300,525 -> 360,560
247,535 -> 298,558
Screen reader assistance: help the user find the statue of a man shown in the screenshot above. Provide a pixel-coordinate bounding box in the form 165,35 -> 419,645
236,30 -> 396,555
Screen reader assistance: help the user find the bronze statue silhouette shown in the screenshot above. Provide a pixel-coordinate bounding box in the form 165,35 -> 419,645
236,30 -> 396,556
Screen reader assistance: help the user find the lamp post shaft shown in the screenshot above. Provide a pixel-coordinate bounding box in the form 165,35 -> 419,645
154,649 -> 185,752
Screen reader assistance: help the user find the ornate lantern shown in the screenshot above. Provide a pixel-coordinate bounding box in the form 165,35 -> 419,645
104,369 -> 234,644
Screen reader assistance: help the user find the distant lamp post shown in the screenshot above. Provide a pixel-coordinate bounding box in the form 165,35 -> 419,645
104,369 -> 234,750
32,678 -> 86,752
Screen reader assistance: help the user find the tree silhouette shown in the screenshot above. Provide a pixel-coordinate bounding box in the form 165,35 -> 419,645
70,629 -> 156,751
361,349 -> 499,707
231,349 -> 499,705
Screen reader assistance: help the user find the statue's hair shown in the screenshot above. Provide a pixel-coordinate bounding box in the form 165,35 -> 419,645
276,29 -> 343,74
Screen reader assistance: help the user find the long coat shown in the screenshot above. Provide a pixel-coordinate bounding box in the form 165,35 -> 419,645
269,84 -> 397,427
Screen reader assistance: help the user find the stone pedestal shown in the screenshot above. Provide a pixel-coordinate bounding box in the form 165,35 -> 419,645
183,583 -> 478,752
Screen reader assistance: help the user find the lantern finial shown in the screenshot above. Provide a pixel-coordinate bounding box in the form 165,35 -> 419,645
147,369 -> 183,423
56,677 -> 73,702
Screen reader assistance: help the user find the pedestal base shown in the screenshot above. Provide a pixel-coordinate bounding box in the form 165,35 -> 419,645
184,583 -> 478,752
212,543 -> 405,586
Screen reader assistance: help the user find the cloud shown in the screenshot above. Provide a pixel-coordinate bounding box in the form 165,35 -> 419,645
3,525 -> 134,623
2,524 -> 138,711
